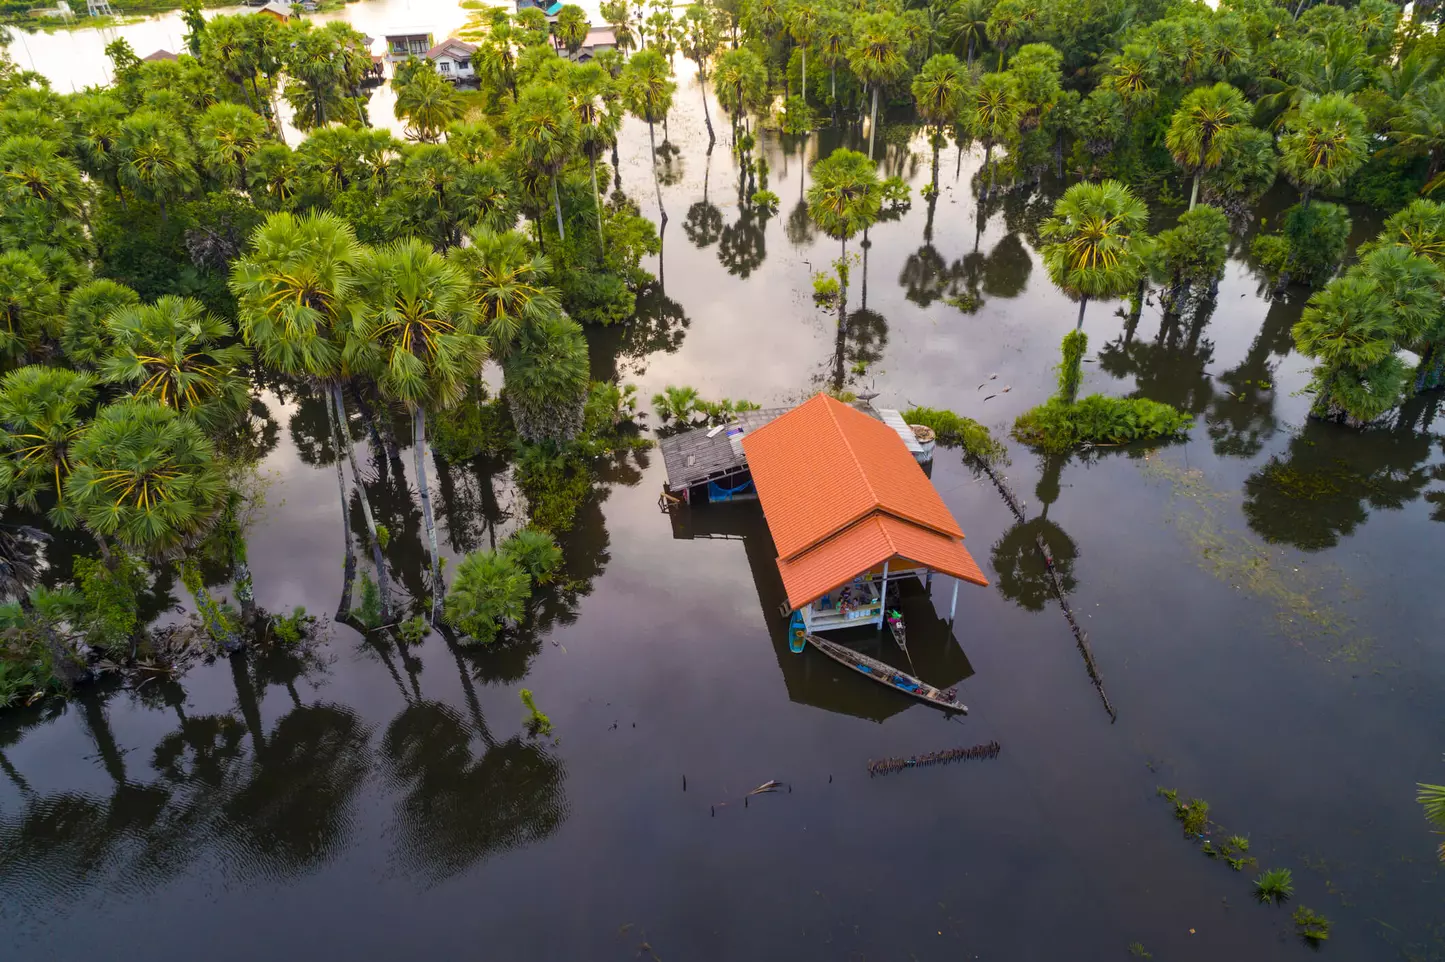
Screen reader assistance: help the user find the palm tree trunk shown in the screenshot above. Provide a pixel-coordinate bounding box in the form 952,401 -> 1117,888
79,693 -> 127,787
983,143 -> 994,199
868,84 -> 879,161
931,134 -> 940,193
1300,185 -> 1312,208
332,383 -> 390,623
830,65 -> 836,107
413,407 -> 443,624
551,173 -> 566,240
839,236 -> 848,315
801,46 -> 807,104
0,750 -> 28,794
1076,295 -> 1088,331
967,35 -> 974,68
590,158 -> 606,252
699,66 -> 715,146
1416,343 -> 1439,392
647,119 -> 667,228
1189,169 -> 1201,210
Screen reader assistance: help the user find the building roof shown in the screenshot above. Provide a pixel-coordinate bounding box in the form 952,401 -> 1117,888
426,37 -> 477,58
776,514 -> 987,610
743,394 -> 963,559
583,26 -> 616,44
743,393 -> 985,610
254,1 -> 291,19
142,49 -> 178,62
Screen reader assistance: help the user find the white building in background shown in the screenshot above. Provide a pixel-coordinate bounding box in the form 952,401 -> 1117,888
425,37 -> 477,82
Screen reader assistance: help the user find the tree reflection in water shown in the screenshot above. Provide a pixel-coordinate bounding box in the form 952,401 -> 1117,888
990,454 -> 1080,612
718,204 -> 768,278
898,232 -> 1030,312
1243,405 -> 1439,551
683,153 -> 722,250
1206,296 -> 1302,459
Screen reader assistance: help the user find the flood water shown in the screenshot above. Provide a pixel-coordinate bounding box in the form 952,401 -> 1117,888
4,4 -> 1445,960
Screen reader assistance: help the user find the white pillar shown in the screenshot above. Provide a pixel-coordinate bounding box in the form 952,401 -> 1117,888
877,560 -> 889,627
948,578 -> 959,622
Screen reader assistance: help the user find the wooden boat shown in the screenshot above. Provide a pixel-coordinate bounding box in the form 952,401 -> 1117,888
887,611 -> 906,648
788,610 -> 807,653
805,633 -> 967,714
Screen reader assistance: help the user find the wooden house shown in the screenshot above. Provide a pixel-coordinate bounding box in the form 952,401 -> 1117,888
741,395 -> 988,632
253,0 -> 292,22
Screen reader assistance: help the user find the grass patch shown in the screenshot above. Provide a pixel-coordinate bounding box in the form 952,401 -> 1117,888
1254,867 -> 1294,904
902,406 -> 1007,465
1292,905 -> 1331,943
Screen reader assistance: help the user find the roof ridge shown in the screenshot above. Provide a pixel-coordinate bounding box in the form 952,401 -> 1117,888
826,395 -> 881,509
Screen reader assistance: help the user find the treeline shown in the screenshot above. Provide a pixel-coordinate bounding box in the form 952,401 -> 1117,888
0,7 -> 665,707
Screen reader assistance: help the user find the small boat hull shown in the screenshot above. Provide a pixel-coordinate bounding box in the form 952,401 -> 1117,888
804,633 -> 966,714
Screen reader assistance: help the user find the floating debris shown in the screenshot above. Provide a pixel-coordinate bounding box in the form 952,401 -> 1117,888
867,741 -> 1001,776
748,779 -> 783,795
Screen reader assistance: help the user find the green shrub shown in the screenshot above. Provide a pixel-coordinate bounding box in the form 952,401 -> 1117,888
272,606 -> 312,645
430,392 -> 516,461
1174,796 -> 1210,836
73,551 -> 147,654
812,272 -> 840,306
398,615 -> 429,644
1292,906 -> 1331,943
1056,329 -> 1088,401
444,549 -> 531,644
901,406 -> 1007,465
1012,395 -> 1193,452
501,527 -> 563,583
514,443 -> 592,533
352,571 -> 383,631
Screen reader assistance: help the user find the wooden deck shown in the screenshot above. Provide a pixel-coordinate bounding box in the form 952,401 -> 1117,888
658,408 -> 790,493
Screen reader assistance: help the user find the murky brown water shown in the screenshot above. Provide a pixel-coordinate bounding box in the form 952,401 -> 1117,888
3,5 -> 1445,960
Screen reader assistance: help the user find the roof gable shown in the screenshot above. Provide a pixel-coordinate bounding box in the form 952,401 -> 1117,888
426,37 -> 476,58
742,394 -> 963,560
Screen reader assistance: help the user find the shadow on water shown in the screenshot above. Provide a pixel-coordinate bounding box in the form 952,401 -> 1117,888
667,500 -> 974,724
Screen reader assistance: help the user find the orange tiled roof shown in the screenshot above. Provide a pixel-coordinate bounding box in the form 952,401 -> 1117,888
777,514 -> 988,610
742,394 -> 963,560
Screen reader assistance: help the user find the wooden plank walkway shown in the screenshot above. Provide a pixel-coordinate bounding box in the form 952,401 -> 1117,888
658,408 -> 790,493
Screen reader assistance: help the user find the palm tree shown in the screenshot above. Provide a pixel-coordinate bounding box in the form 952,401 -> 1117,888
473,22 -> 521,103
1039,180 -> 1149,336
393,63 -> 465,144
0,366 -> 96,530
985,0 -> 1029,69
0,250 -> 60,367
100,296 -> 252,436
1279,93 -> 1368,206
503,313 -> 591,443
61,279 -> 139,368
509,83 -> 579,241
1389,78 -> 1445,193
555,5 -> 590,57
229,212 -> 391,622
245,143 -> 300,211
195,102 -> 267,190
913,54 -> 966,193
785,0 -> 819,102
0,135 -> 86,224
1104,42 -> 1159,116
1165,82 -> 1252,210
814,8 -> 850,109
1292,273 -> 1398,420
714,47 -> 768,142
849,12 -> 908,162
966,71 -> 1020,198
447,228 -> 560,358
65,398 -> 227,561
71,92 -> 128,202
350,239 -> 489,623
116,110 -> 199,222
563,63 -> 621,250
682,3 -> 721,145
808,148 -> 882,318
621,49 -> 676,229
944,0 -> 990,68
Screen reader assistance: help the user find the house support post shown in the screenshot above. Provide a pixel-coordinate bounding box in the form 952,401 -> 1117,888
877,560 -> 889,628
949,578 -> 959,623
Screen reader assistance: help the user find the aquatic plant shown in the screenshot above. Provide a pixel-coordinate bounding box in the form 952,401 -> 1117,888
501,527 -> 563,584
352,571 -> 383,631
812,272 -> 840,307
272,606 -> 312,645
445,548 -> 531,644
1254,867 -> 1294,904
72,551 -> 146,655
1420,782 -> 1445,862
1127,943 -> 1152,959
514,442 -> 592,534
902,406 -> 1007,465
374,524 -> 390,550
1292,906 -> 1331,943
520,687 -> 553,735
651,384 -> 701,422
1174,796 -> 1210,837
1056,329 -> 1087,402
398,615 -> 428,645
751,189 -> 779,213
1012,395 -> 1192,452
